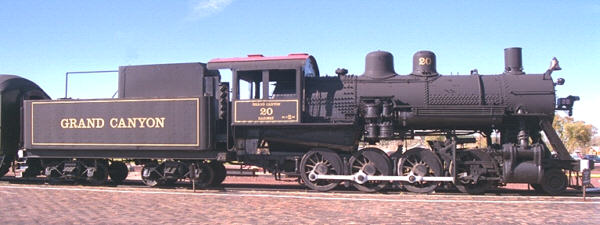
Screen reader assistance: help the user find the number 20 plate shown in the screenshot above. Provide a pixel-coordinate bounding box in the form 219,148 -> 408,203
234,99 -> 299,123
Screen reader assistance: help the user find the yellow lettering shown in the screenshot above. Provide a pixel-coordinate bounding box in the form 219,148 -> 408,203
127,118 -> 136,128
60,118 -> 105,129
68,119 -> 77,128
60,119 -> 69,128
419,57 -> 432,66
96,118 -> 105,128
77,118 -> 85,128
146,118 -> 156,128
62,117 -> 165,129
117,118 -> 126,128
155,117 -> 165,128
110,118 -> 118,128
137,118 -> 146,128
259,107 -> 274,116
86,118 -> 95,128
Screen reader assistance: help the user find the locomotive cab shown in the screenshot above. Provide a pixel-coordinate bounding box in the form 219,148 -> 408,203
208,53 -> 319,124
208,53 -> 360,179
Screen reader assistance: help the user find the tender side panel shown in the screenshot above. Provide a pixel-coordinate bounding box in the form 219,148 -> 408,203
24,98 -> 211,151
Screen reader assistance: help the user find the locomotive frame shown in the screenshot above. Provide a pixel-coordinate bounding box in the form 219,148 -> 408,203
0,47 -> 592,195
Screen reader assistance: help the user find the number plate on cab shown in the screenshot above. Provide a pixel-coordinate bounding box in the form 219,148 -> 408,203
234,99 -> 299,123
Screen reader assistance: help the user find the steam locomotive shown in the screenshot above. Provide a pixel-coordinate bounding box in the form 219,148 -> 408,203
0,47 -> 589,195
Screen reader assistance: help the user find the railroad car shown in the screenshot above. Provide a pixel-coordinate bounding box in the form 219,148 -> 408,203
0,47 -> 590,195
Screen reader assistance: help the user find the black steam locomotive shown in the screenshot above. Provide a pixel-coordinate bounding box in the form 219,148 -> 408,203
0,47 -> 588,195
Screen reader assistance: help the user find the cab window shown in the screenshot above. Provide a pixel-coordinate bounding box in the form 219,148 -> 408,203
270,69 -> 296,99
238,71 -> 263,100
237,69 -> 296,100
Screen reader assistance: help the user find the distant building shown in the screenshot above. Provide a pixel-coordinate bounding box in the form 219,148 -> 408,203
590,146 -> 599,155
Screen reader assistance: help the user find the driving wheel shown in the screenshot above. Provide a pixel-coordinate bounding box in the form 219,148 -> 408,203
397,148 -> 442,193
299,149 -> 345,192
349,148 -> 392,192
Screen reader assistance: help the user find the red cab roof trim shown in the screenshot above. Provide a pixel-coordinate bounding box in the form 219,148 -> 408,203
209,53 -> 310,63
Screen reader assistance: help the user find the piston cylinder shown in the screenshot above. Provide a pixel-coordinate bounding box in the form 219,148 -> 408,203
365,123 -> 379,139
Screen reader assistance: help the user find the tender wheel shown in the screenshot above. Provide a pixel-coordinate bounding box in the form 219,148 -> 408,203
300,149 -> 345,192
190,162 -> 214,188
349,148 -> 393,192
455,150 -> 493,195
164,178 -> 178,186
210,162 -> 227,186
397,148 -> 442,193
46,172 -> 62,184
108,161 -> 129,185
46,169 -> 62,184
86,161 -> 109,185
44,161 -> 65,184
540,169 -> 567,195
23,159 -> 43,178
141,164 -> 163,187
530,183 -> 545,193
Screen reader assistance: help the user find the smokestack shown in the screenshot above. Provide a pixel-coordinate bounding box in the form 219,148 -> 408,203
504,47 -> 524,75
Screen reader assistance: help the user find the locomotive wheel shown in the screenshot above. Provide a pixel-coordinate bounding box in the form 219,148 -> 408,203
46,172 -> 62,184
164,178 -> 178,186
349,148 -> 393,192
23,159 -> 43,178
46,166 -> 64,185
530,183 -> 545,193
300,149 -> 345,192
209,162 -> 227,186
141,164 -> 164,187
0,155 -> 12,177
190,162 -> 215,188
397,148 -> 442,193
86,162 -> 109,186
539,169 -> 567,195
108,161 -> 129,185
455,150 -> 493,195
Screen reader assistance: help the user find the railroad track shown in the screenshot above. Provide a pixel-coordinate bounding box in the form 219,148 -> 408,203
1,175 -> 597,197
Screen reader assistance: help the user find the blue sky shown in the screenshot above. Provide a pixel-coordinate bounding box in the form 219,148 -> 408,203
1,0 -> 599,130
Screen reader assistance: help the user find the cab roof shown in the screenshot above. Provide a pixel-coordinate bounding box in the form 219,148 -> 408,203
207,53 -> 319,76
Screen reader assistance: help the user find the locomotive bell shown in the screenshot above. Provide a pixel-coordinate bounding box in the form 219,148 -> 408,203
504,47 -> 524,75
411,51 -> 438,76
362,51 -> 397,79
